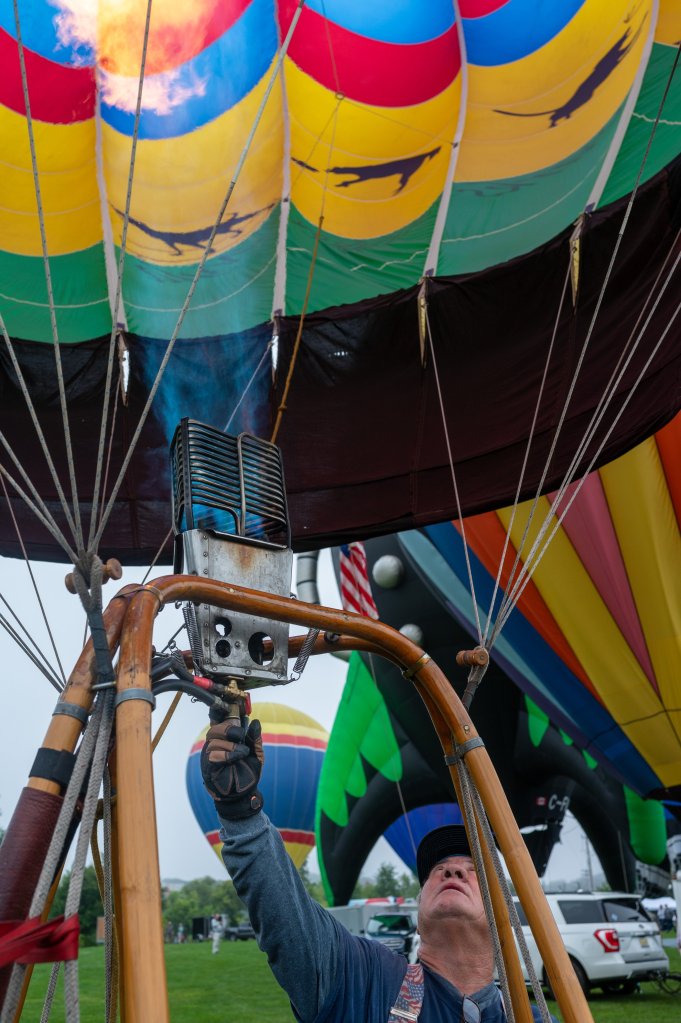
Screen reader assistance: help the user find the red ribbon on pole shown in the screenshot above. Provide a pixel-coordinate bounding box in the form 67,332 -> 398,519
0,915 -> 79,968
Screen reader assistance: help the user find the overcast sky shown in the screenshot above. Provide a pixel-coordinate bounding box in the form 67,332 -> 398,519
0,550 -> 593,886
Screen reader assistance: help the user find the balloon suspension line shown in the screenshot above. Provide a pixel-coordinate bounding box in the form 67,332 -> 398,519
88,0 -> 154,552
91,0 -> 307,554
0,317 -> 79,561
493,247 -> 681,642
270,215 -> 324,445
365,652 -> 420,868
11,0 -> 85,555
0,472 -> 67,688
488,42 -> 681,645
451,748 -> 553,1023
271,91 -> 342,444
422,295 -> 482,646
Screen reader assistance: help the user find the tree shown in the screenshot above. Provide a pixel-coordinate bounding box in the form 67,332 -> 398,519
298,860 -> 327,906
50,866 -> 104,946
351,863 -> 419,901
162,876 -> 247,934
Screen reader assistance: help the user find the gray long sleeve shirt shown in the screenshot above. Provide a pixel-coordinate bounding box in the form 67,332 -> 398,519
219,811 -> 548,1023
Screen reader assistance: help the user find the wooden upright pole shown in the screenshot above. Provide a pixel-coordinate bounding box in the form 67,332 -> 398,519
119,574 -> 594,1023
114,588 -> 169,1023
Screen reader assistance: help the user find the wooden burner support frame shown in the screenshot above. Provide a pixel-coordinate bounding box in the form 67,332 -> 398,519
0,575 -> 595,1023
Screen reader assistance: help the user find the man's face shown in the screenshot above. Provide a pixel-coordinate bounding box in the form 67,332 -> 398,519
418,855 -> 485,929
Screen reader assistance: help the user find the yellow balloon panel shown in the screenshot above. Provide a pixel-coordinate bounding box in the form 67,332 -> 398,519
0,109 -> 101,256
102,70 -> 283,264
496,497 -> 660,723
599,438 -> 681,711
657,1 -> 681,45
286,61 -> 460,239
457,0 -> 651,181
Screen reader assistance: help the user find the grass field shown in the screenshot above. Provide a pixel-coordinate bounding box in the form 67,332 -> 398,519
21,940 -> 681,1022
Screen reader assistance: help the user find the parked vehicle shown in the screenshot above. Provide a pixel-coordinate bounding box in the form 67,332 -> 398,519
514,892 -> 669,997
326,901 -> 418,958
365,911 -> 418,957
224,922 -> 256,941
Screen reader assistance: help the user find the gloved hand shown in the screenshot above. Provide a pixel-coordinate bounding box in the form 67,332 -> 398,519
200,709 -> 264,819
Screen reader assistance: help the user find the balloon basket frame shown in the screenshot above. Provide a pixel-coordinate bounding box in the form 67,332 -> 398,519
0,575 -> 594,1023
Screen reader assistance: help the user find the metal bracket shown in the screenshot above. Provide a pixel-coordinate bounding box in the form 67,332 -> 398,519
52,701 -> 89,724
402,652 -> 431,679
115,689 -> 156,709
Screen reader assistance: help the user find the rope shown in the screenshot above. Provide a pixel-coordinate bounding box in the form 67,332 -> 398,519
0,473 -> 67,686
453,757 -> 513,1022
96,366 -> 122,536
88,0 -> 154,550
0,613 -> 62,692
423,299 -> 482,643
489,43 -> 681,643
0,457 -> 77,562
225,339 -> 274,432
366,652 -> 419,867
454,754 -> 553,1023
141,527 -> 174,585
12,0 -> 84,554
464,767 -> 553,1023
0,696 -> 106,1021
271,94 -> 342,444
481,264 -> 571,647
493,249 -> 681,640
91,0 -> 307,553
63,687 -> 116,1022
102,770 -> 118,1023
152,691 -> 182,753
270,214 -> 324,444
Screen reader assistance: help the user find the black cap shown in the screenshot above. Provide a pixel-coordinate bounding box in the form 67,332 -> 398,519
416,825 -> 472,886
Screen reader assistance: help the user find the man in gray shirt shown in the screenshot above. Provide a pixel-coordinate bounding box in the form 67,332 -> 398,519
201,710 -> 553,1022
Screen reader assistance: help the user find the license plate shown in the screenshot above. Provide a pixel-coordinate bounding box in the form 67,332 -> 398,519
639,937 -> 649,948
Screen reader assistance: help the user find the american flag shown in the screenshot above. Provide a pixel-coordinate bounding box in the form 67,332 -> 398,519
339,542 -> 379,619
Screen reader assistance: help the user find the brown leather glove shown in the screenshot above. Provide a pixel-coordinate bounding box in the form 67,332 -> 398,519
200,714 -> 264,819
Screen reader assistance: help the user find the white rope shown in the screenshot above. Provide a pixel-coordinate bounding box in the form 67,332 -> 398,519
12,0 -> 85,554
422,0 -> 469,277
489,42 -> 681,641
87,0 -> 155,551
0,314 -> 80,551
481,264 -> 572,647
0,473 -> 67,686
0,460 -> 78,562
423,300 -> 482,643
224,340 -> 274,431
494,274 -> 681,640
91,0 -> 307,552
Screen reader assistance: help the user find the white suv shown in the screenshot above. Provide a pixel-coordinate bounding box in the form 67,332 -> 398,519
514,892 -> 669,997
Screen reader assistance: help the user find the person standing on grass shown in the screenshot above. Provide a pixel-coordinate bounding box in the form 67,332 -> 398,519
210,914 -> 223,955
201,710 -> 557,1022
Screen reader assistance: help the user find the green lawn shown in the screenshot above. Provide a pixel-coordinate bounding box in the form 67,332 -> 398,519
21,941 -> 681,1022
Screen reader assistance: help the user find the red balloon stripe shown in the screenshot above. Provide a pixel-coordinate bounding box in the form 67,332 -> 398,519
0,28 -> 94,124
278,0 -> 460,107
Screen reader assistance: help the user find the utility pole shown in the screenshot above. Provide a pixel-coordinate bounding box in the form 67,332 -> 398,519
584,834 -> 595,890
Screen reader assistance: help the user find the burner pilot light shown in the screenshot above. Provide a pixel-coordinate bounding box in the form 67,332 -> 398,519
170,418 -> 293,688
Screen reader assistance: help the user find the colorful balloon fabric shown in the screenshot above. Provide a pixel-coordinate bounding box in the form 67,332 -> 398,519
186,702 -> 328,867
1,2 -> 681,560
316,530 -> 676,906
413,413 -> 681,802
383,804 -> 464,876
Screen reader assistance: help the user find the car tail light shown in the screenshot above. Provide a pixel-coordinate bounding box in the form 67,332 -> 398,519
594,928 -> 620,952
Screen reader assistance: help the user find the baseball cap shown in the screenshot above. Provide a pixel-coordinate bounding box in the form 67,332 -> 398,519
416,825 -> 473,886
